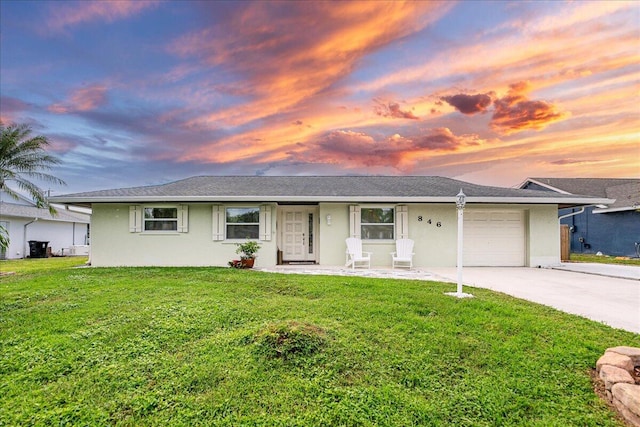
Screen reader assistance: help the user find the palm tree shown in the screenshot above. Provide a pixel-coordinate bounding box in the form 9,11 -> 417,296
0,122 -> 66,214
0,224 -> 8,253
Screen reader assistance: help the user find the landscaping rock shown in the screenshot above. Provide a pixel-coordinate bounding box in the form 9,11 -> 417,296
612,383 -> 640,427
597,352 -> 634,374
607,346 -> 640,367
600,365 -> 635,391
595,346 -> 640,426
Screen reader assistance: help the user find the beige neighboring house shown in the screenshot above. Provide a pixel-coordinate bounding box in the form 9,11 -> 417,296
0,190 -> 90,259
50,176 -> 611,268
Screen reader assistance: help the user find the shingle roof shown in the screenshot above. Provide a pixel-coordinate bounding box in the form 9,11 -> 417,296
603,182 -> 640,210
524,178 -> 639,210
525,178 -> 638,198
50,176 -> 612,208
0,202 -> 90,223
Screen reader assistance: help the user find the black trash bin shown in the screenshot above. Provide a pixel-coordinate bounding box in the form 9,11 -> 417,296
28,241 -> 49,258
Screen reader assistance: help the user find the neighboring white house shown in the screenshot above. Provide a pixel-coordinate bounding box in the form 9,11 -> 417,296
49,176 -> 612,268
0,190 -> 91,259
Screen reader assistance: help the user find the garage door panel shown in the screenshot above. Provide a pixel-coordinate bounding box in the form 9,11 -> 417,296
464,210 -> 525,267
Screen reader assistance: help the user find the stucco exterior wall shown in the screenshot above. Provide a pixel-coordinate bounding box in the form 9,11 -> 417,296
89,202 -> 560,268
317,204 -> 349,266
318,203 -> 459,267
90,203 -> 277,267
317,203 -> 560,268
528,204 -> 561,266
408,204 -> 458,267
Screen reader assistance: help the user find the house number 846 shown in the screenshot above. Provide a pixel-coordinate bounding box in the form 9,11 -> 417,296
418,217 -> 442,227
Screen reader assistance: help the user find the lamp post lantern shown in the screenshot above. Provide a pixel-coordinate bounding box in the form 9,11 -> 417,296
446,189 -> 473,298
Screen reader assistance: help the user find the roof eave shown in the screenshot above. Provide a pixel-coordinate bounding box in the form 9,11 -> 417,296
592,206 -> 639,214
518,178 -> 572,194
0,211 -> 90,223
49,195 -> 614,206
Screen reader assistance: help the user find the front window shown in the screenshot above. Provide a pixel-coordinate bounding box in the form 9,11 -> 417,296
144,207 -> 178,231
226,207 -> 259,239
361,207 -> 394,240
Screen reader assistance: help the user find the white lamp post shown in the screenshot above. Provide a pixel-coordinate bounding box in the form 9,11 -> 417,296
446,189 -> 473,298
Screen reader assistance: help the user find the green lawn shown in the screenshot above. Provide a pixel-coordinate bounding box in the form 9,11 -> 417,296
0,256 -> 89,274
1,261 -> 638,426
568,253 -> 640,266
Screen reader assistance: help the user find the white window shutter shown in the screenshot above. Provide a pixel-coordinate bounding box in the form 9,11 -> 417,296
395,205 -> 409,239
259,205 -> 272,241
177,205 -> 189,233
349,205 -> 361,238
212,205 -> 224,241
129,205 -> 142,232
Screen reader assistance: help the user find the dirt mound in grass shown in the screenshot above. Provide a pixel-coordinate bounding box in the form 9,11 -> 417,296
254,321 -> 329,360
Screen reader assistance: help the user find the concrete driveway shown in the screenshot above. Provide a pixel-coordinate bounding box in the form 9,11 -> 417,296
429,266 -> 640,334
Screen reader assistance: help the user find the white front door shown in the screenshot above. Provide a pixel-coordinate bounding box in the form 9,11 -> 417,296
281,207 -> 317,262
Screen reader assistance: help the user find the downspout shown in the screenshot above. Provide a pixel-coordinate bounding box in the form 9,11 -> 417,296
23,218 -> 38,258
558,207 -> 585,222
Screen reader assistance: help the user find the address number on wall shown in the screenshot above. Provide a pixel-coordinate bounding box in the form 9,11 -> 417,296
418,216 -> 442,227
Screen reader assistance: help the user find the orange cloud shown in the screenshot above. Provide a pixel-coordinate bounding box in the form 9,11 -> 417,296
447,112 -> 639,180
46,0 -> 159,34
490,82 -> 567,135
49,85 -> 107,114
169,1 -> 452,129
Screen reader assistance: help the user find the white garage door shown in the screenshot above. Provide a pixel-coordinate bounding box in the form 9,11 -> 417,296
464,210 -> 525,266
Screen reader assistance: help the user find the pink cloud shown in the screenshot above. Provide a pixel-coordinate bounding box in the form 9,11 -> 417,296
0,97 -> 31,123
49,85 -> 107,114
46,0 -> 159,34
549,159 -> 607,165
48,136 -> 79,154
0,96 -> 30,113
291,127 -> 484,170
374,100 -> 419,120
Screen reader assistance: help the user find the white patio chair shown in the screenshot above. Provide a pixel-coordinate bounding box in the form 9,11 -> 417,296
345,237 -> 372,270
391,238 -> 415,269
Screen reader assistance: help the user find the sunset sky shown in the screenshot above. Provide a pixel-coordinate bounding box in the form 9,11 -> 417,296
1,0 -> 638,194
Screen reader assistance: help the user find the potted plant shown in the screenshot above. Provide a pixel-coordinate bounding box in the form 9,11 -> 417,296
233,240 -> 261,268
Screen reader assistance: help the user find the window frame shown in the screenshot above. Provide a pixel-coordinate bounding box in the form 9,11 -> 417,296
225,206 -> 260,240
360,206 -> 395,241
142,206 -> 179,233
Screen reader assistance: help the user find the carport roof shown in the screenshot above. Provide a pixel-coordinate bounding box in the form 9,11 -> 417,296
50,176 -> 613,207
